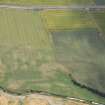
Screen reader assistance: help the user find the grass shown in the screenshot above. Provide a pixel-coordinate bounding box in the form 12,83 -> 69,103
41,10 -> 97,30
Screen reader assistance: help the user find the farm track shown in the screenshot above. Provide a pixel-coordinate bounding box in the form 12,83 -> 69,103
0,4 -> 105,11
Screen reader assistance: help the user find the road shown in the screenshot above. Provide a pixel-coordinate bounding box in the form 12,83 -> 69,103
0,4 -> 105,10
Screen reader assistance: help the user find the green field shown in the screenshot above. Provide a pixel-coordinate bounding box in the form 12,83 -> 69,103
0,8 -> 105,104
1,0 -> 105,5
0,8 -> 55,92
92,11 -> 105,35
0,0 -> 67,5
42,10 -> 96,30
0,9 -> 53,49
51,28 -> 105,97
42,10 -> 105,104
0,0 -> 95,5
67,0 -> 95,5
95,0 -> 105,5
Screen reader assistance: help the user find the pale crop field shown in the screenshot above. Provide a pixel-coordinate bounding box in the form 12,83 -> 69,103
41,10 -> 97,30
0,0 -> 67,5
0,9 -> 55,93
0,9 -> 53,50
0,0 -> 95,5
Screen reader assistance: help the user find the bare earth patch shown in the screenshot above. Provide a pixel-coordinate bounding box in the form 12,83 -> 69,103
0,95 -> 9,105
0,95 -> 19,105
65,100 -> 89,105
8,98 -> 20,105
24,97 -> 49,105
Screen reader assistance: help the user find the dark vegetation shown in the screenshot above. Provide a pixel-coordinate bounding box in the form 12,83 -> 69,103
51,28 -> 105,98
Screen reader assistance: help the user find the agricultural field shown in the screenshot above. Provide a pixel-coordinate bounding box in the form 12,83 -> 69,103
64,11 -> 105,99
67,0 -> 95,5
0,9 -> 53,49
42,10 -> 105,104
0,0 -> 95,5
0,0 -> 105,5
95,0 -> 105,5
92,11 -> 105,35
0,8 -> 55,92
41,10 -> 97,30
51,28 -> 105,95
0,8 -> 105,105
0,0 -> 67,5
